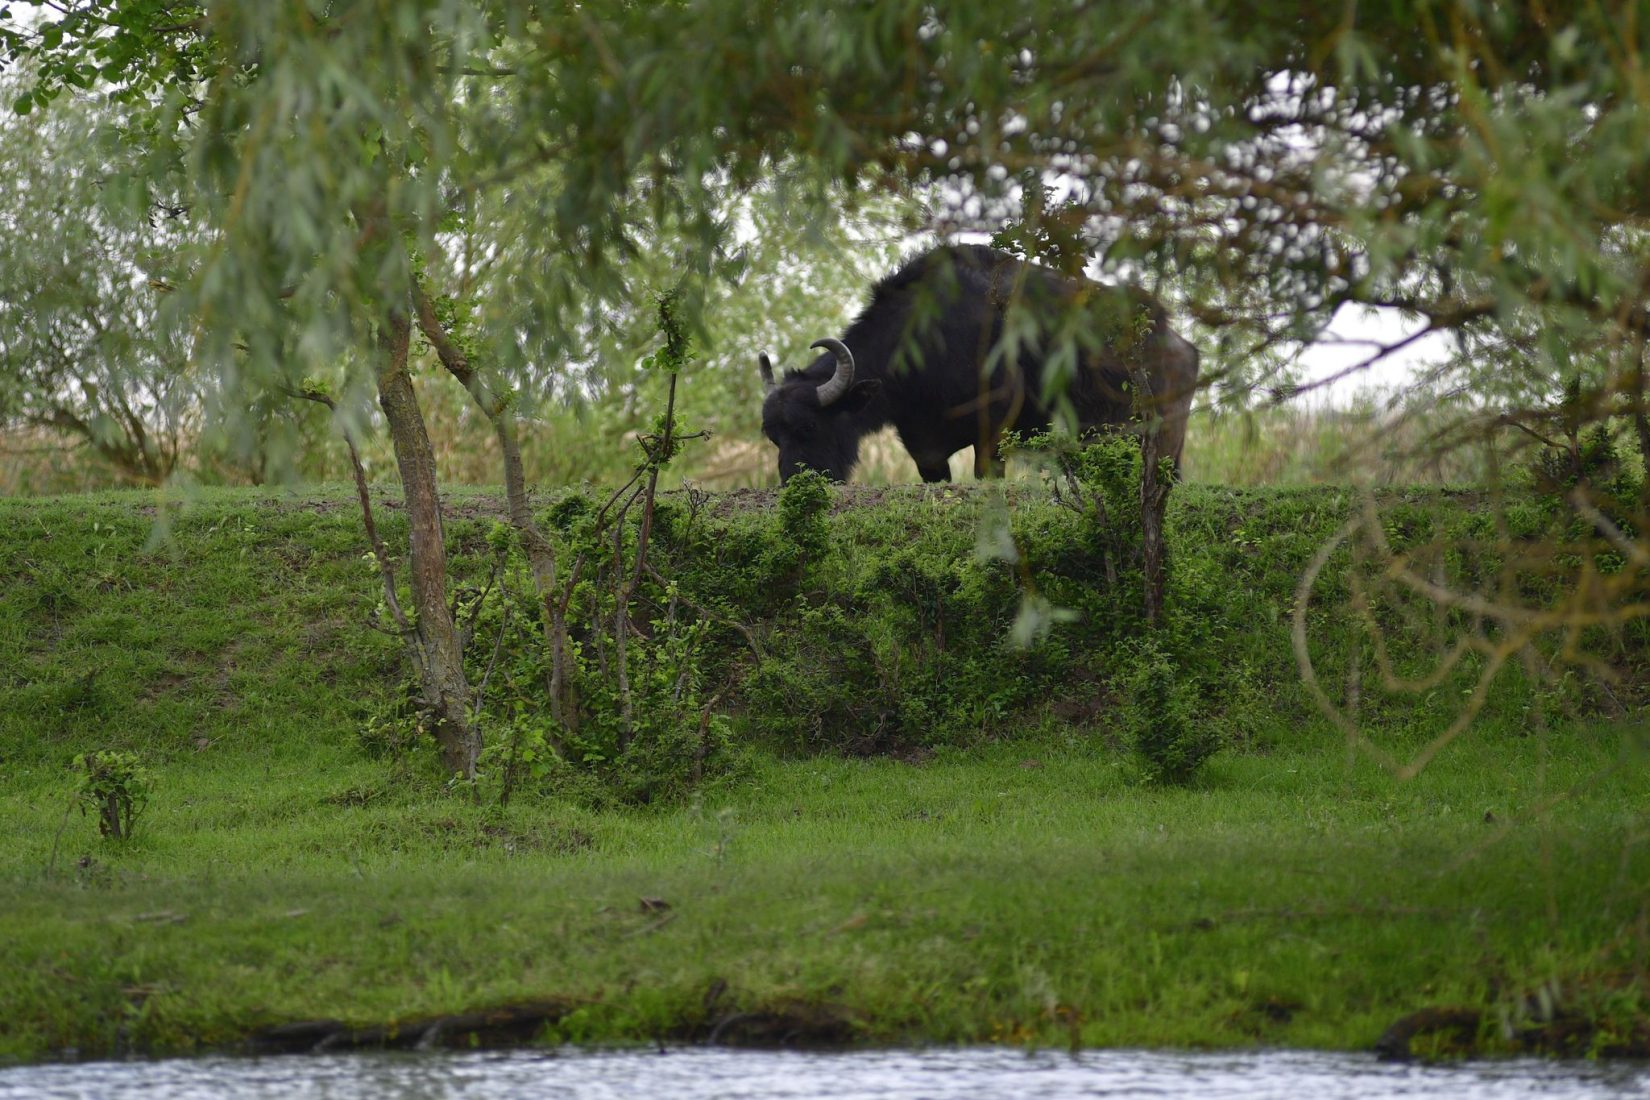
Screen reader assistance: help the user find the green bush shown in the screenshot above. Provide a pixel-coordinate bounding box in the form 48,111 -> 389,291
1116,639 -> 1219,784
741,512 -> 1064,756
778,470 -> 831,558
743,601 -> 900,754
72,750 -> 151,841
359,464 -> 1644,798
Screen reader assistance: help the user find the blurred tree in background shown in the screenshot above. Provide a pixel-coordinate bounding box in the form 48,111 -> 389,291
0,65 -> 202,488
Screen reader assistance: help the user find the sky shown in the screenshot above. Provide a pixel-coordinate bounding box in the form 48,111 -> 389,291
1293,304 -> 1444,406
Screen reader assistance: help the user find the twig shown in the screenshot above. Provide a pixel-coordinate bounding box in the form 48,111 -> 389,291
1279,321 -> 1446,403
472,596 -> 511,719
44,795 -> 75,880
643,563 -> 766,662
623,911 -> 678,938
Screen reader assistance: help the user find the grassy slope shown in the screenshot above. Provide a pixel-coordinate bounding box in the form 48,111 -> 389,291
0,485 -> 1646,1062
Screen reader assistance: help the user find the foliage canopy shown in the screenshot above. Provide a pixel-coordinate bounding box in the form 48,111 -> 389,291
3,1 -> 1647,458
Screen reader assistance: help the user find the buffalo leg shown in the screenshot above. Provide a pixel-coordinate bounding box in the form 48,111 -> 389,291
973,439 -> 1007,479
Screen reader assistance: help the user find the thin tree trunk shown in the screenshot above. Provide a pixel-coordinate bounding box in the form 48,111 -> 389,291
375,308 -> 478,778
296,387 -> 420,676
341,426 -> 412,641
410,279 -> 578,734
612,504 -> 634,751
1632,343 -> 1650,507
497,406 -> 580,737
1133,365 -> 1171,627
629,371 -> 677,592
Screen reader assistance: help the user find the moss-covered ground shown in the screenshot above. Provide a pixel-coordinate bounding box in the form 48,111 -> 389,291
1,484 -> 1646,1063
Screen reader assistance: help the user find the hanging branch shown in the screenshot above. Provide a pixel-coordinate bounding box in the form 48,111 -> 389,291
1293,489 -> 1650,781
289,386 -> 417,657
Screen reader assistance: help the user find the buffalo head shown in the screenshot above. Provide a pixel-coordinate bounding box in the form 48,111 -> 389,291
758,338 -> 883,483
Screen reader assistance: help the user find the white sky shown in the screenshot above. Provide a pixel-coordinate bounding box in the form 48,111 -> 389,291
1293,304 -> 1445,405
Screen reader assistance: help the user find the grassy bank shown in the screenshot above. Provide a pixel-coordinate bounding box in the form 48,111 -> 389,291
1,485 -> 1646,1062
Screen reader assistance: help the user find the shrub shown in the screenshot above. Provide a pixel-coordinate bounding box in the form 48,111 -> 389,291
72,750 -> 151,841
1116,639 -> 1219,785
771,468 -> 832,573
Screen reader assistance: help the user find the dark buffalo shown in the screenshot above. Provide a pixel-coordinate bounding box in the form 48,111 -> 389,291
758,244 -> 1200,483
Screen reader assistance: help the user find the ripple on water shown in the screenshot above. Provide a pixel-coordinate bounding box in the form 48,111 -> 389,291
1,1047 -> 1648,1100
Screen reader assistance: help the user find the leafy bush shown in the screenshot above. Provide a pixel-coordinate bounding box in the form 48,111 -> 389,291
72,750 -> 151,841
359,297 -> 754,807
751,468 -> 834,587
362,432 -> 1642,796
1527,379 -> 1624,494
778,470 -> 831,559
1116,639 -> 1219,784
744,601 -> 901,754
1013,429 -> 1146,582
741,499 -> 1065,755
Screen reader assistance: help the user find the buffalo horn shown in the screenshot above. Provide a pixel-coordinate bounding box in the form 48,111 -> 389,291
810,338 -> 855,407
758,352 -> 777,393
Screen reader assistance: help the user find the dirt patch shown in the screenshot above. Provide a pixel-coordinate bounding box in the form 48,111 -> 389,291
705,486 -> 777,516
140,669 -> 193,702
244,988 -> 862,1058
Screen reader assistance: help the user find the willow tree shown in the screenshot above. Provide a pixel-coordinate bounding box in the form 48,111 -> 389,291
7,0 -> 1649,770
0,65 -> 199,486
1,1 -> 903,776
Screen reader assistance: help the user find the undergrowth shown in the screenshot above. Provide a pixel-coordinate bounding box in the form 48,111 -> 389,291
3,444 -> 1643,811
363,451 -> 1647,802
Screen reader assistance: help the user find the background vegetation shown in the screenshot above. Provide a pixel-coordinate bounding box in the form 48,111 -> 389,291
2,0 -> 1649,1065
5,1 -> 1649,502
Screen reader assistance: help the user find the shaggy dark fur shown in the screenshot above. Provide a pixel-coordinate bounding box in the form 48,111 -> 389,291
759,244 -> 1201,483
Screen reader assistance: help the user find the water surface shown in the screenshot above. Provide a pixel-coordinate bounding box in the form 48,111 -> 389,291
2,1046 -> 1645,1099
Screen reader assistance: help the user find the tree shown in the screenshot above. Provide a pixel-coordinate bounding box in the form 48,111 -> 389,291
0,67 -> 197,485
11,3 -> 1650,405
8,0 -> 1648,773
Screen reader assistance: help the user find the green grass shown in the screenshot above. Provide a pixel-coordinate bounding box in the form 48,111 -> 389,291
1,485 -> 1646,1062
4,734 -> 1646,1060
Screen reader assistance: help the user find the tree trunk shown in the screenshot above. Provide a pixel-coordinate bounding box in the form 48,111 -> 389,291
1632,343 -> 1650,510
409,279 -> 579,736
496,404 -> 581,737
375,308 -> 479,778
1133,365 -> 1172,627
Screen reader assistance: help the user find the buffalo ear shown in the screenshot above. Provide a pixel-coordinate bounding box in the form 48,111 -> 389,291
840,379 -> 882,412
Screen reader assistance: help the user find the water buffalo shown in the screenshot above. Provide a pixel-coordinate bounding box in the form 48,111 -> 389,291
758,244 -> 1199,484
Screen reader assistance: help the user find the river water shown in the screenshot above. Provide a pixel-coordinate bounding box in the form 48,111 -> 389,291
1,1047 -> 1645,1099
